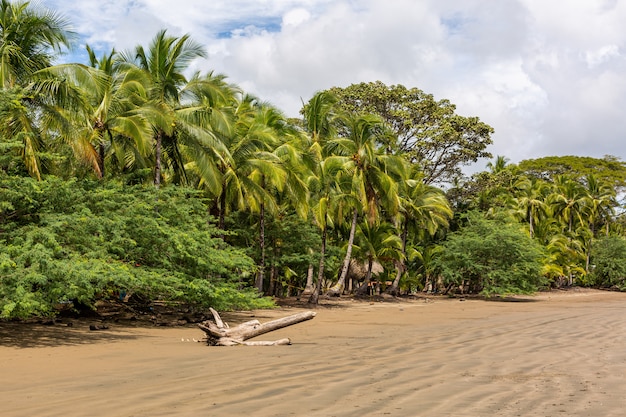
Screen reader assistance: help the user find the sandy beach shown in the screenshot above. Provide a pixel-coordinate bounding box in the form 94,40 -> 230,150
2,289 -> 626,417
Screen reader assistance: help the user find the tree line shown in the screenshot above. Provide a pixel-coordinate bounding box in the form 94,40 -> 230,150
1,0 -> 625,318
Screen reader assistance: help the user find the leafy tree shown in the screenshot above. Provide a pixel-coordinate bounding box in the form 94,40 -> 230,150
517,155 -> 626,191
434,212 -> 546,295
327,81 -> 493,184
589,236 -> 626,289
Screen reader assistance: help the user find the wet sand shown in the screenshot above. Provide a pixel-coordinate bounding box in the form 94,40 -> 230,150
2,289 -> 626,416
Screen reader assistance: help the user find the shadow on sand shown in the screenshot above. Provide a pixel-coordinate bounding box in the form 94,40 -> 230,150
0,321 -> 143,348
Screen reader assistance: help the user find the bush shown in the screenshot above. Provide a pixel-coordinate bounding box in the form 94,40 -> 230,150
589,236 -> 626,289
0,176 -> 273,319
434,212 -> 546,295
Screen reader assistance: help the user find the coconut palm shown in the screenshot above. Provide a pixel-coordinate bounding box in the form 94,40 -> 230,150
580,174 -> 617,272
549,175 -> 587,234
307,155 -> 354,303
386,171 -> 452,295
325,113 -> 403,296
0,0 -> 74,179
209,95 -> 293,292
301,90 -> 343,303
511,176 -> 549,238
0,0 -> 73,88
122,30 -> 225,187
44,45 -> 154,178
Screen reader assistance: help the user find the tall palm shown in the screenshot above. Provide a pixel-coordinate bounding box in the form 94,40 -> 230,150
42,46 -> 154,178
386,171 -> 452,295
86,46 -> 154,177
301,90 -> 341,303
0,0 -> 73,88
580,174 -> 617,272
210,95 -> 290,292
249,104 -> 303,292
582,174 -> 616,238
0,0 -> 74,179
122,29 -> 223,187
549,175 -> 587,234
325,113 -> 402,296
486,155 -> 510,174
307,155 -> 353,303
512,176 -> 549,238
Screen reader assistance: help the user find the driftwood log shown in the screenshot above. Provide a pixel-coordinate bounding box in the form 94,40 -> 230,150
198,308 -> 316,346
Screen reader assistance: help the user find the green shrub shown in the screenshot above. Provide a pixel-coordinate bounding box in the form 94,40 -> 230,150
0,176 -> 272,319
434,212 -> 546,295
589,236 -> 626,289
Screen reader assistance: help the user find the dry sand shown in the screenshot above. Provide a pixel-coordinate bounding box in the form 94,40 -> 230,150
2,289 -> 626,416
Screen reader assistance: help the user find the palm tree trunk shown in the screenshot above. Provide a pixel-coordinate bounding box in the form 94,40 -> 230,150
255,202 -> 266,293
218,188 -> 227,239
303,262 -> 315,295
98,142 -> 106,179
386,220 -> 408,296
326,208 -> 358,297
154,131 -> 162,188
308,225 -> 326,304
355,257 -> 374,296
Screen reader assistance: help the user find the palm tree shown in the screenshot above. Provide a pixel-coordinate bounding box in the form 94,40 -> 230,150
582,174 -> 616,238
325,113 -> 402,296
301,90 -> 341,304
207,95 -> 292,292
580,174 -> 617,272
486,155 -> 510,174
386,172 -> 452,295
0,0 -> 74,179
0,0 -> 73,88
43,45 -> 154,179
512,176 -> 549,238
122,29 -> 223,187
307,155 -> 353,303
352,221 -> 403,296
550,175 -> 586,234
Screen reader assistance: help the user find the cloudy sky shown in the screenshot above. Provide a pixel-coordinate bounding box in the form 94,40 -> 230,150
43,0 -> 626,170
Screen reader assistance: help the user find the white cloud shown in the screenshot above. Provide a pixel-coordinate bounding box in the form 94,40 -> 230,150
585,45 -> 621,68
282,8 -> 311,27
41,0 -> 626,167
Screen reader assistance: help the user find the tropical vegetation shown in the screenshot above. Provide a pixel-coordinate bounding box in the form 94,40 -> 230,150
1,0 -> 625,319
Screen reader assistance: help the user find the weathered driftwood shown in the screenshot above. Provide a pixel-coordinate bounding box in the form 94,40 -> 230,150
198,308 -> 316,346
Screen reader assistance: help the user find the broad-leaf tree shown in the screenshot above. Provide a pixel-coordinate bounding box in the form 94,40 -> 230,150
327,81 -> 494,184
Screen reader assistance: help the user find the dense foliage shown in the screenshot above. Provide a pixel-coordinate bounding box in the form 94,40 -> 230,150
434,213 -> 546,295
1,1 -> 625,319
0,175 -> 272,318
588,237 -> 626,290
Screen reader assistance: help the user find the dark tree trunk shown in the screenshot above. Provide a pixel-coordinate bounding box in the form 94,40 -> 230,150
355,257 -> 374,296
218,188 -> 227,240
154,131 -> 162,188
98,142 -> 106,179
256,202 -> 266,293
